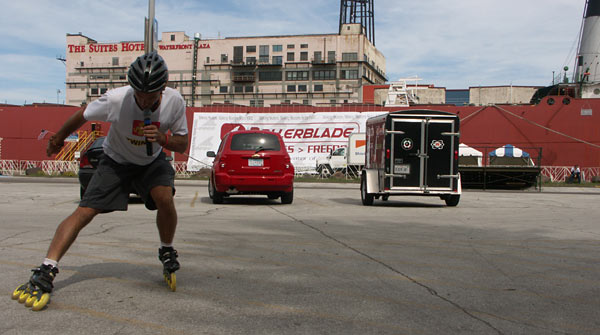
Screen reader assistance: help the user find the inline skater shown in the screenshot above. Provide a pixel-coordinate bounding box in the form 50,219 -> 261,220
12,51 -> 188,310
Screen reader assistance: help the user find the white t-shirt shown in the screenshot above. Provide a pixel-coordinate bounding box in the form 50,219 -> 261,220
83,86 -> 188,165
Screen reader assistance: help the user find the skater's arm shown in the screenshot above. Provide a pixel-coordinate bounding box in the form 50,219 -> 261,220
47,108 -> 88,157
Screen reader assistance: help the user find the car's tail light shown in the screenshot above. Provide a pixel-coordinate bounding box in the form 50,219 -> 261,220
80,155 -> 92,168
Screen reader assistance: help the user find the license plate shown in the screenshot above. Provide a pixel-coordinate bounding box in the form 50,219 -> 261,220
248,158 -> 263,167
394,164 -> 410,174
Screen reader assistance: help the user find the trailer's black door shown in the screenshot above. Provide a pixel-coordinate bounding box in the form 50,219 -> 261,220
390,117 -> 456,190
425,119 -> 456,189
390,118 -> 424,188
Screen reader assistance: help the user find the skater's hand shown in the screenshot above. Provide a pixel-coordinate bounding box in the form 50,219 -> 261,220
46,135 -> 64,157
143,124 -> 166,146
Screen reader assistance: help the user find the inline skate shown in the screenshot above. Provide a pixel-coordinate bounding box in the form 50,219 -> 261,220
12,264 -> 58,311
158,247 -> 179,291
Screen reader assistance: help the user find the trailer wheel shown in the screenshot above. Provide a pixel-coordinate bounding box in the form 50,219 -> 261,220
317,164 -> 333,178
361,174 -> 374,206
444,195 -> 460,207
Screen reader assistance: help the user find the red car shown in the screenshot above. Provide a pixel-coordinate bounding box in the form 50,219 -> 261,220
206,130 -> 295,204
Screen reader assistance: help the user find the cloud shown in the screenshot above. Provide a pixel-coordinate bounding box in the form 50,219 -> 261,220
0,0 -> 588,103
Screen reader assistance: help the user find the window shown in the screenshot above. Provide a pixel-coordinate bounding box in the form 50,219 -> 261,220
220,86 -> 228,93
100,88 -> 108,94
233,46 -> 243,64
327,51 -> 336,63
258,71 -> 282,81
286,71 -> 309,81
250,99 -> 264,107
287,52 -> 295,62
272,45 -> 282,52
259,45 -> 269,63
302,99 -> 309,105
313,70 -> 336,80
206,57 -> 210,63
272,56 -> 283,65
314,84 -> 323,92
283,99 -> 291,104
287,44 -> 295,49
259,45 -> 269,56
245,86 -> 253,93
300,52 -> 308,61
170,34 -> 175,41
342,52 -> 358,61
221,54 -> 228,63
91,88 -> 98,95
234,86 -> 243,93
246,45 -> 256,53
231,133 -> 281,151
298,85 -> 307,92
287,85 -> 296,92
313,51 -> 322,62
112,57 -> 119,66
340,69 -> 359,79
300,44 -> 308,48
330,99 -> 337,106
246,56 -> 256,64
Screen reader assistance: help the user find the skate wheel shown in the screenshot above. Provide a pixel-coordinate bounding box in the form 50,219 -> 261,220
12,284 -> 26,300
31,293 -> 50,311
18,290 -> 30,304
25,292 -> 38,307
164,272 -> 176,292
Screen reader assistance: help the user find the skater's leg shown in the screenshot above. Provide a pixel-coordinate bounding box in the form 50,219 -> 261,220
45,206 -> 100,262
151,185 -> 177,244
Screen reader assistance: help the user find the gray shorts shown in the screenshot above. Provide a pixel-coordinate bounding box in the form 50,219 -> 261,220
80,152 -> 175,212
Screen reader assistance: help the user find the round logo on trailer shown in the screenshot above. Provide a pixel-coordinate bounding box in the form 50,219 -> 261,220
401,138 -> 413,150
431,140 -> 445,150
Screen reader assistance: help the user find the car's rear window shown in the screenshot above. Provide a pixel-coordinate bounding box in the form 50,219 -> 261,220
230,133 -> 281,151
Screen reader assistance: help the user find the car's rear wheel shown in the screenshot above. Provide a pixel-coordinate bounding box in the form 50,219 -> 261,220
208,177 -> 224,204
281,189 -> 293,204
80,185 -> 86,199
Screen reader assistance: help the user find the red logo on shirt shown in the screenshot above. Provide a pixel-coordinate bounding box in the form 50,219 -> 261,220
132,120 -> 160,136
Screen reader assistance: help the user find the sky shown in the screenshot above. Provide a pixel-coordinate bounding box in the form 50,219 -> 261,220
0,0 -> 586,105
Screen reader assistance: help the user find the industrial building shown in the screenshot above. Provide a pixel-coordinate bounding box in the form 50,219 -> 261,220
65,23 -> 386,107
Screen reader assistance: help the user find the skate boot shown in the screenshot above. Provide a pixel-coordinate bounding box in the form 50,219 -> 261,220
158,247 -> 179,291
12,264 -> 59,311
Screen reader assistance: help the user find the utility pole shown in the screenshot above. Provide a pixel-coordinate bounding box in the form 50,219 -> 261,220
191,33 -> 200,107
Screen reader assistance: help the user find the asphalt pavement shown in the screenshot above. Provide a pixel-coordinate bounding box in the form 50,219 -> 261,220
1,177 -> 599,334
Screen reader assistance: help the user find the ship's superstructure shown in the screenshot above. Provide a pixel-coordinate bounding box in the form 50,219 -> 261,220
575,0 -> 600,98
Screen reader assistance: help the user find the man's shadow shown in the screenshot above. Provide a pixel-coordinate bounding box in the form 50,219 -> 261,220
53,262 -> 161,293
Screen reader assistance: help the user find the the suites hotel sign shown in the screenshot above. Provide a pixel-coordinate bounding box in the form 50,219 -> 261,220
68,42 -> 210,53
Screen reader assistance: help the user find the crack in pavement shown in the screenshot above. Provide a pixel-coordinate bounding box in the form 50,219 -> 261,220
269,205 -> 505,335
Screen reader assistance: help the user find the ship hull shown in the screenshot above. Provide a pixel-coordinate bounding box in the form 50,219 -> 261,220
1,95 -> 599,170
